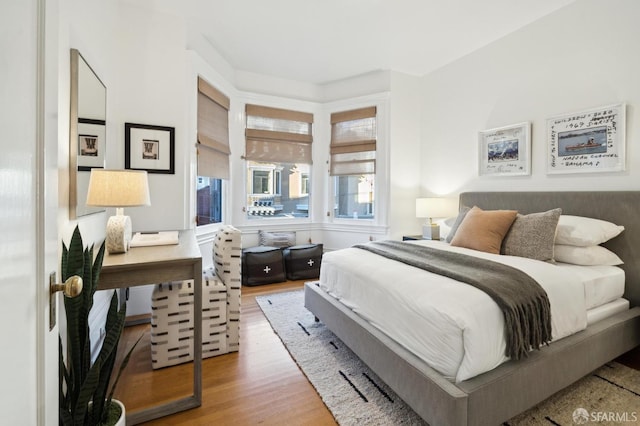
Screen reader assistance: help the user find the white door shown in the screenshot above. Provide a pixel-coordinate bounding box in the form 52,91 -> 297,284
0,0 -> 59,424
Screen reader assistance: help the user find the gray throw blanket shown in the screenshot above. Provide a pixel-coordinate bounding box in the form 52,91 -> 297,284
353,240 -> 552,360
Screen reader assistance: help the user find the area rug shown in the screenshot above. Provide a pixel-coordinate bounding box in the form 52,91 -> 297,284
256,289 -> 640,426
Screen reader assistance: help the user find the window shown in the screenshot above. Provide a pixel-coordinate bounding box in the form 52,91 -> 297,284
333,175 -> 374,219
330,106 -> 377,220
301,173 -> 309,195
246,161 -> 309,218
196,77 -> 230,226
245,104 -> 313,219
252,169 -> 271,194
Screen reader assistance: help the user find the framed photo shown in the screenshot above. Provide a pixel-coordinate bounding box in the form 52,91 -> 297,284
77,119 -> 106,171
478,122 -> 530,176
547,103 -> 625,174
125,122 -> 175,174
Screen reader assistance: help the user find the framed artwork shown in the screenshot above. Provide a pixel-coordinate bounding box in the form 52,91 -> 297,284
77,119 -> 106,171
547,103 -> 625,174
125,122 -> 175,174
478,122 -> 530,176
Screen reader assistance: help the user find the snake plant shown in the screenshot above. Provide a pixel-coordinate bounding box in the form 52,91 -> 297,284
59,226 -> 140,425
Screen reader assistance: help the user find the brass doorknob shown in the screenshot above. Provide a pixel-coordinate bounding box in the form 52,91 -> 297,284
51,275 -> 83,298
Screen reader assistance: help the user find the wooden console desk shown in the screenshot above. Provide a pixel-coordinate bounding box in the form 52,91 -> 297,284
99,229 -> 202,425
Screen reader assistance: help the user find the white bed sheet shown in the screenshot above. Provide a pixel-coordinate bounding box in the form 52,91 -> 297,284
555,263 -> 625,309
319,240 -> 590,383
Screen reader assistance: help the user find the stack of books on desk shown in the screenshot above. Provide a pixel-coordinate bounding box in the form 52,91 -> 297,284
130,231 -> 179,247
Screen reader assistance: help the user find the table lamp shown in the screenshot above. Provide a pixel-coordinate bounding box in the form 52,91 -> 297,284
416,197 -> 454,240
86,169 -> 151,253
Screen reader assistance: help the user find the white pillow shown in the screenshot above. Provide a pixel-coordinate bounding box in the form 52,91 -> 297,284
436,216 -> 457,240
555,215 -> 624,246
554,244 -> 623,266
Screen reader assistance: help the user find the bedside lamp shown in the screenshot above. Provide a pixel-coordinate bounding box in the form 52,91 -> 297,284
86,169 -> 151,253
416,197 -> 454,240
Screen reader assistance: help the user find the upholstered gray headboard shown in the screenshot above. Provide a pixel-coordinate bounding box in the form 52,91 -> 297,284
459,191 -> 640,308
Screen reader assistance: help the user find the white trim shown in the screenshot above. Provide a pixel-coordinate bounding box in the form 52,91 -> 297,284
36,0 -> 47,423
323,224 -> 388,237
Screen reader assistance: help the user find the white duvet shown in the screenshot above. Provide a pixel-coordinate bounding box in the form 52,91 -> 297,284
319,240 -> 588,383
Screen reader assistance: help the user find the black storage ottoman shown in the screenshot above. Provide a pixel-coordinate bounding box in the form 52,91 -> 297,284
283,244 -> 323,280
241,246 -> 286,286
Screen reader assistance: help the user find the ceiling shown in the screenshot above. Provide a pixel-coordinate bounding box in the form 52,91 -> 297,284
147,0 -> 576,85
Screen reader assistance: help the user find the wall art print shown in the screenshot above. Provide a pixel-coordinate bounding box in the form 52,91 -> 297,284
478,122 -> 530,176
125,122 -> 175,174
547,103 -> 625,174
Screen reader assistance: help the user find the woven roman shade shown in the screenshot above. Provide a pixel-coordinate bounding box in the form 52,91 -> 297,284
245,104 -> 313,164
330,106 -> 377,176
197,77 -> 230,179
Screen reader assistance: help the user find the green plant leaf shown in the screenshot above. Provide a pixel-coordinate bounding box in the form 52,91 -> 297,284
92,291 -> 124,423
107,333 -> 143,410
63,226 -> 84,281
59,226 -> 131,426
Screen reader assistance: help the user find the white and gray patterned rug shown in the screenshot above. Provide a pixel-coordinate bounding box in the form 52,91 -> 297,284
256,289 -> 640,426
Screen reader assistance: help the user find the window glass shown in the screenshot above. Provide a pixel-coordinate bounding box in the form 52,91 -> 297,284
197,176 -> 222,225
334,174 -> 374,219
246,160 -> 309,219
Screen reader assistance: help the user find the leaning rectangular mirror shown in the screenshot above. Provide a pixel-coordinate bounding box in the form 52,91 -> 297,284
69,48 -> 107,218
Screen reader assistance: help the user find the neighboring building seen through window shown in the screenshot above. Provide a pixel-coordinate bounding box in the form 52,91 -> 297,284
334,174 -> 374,219
197,176 -> 222,225
246,160 -> 309,218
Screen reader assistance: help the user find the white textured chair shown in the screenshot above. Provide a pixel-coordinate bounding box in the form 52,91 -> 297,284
150,225 -> 242,369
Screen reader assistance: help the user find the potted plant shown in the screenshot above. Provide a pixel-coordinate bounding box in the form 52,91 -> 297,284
59,226 -> 140,426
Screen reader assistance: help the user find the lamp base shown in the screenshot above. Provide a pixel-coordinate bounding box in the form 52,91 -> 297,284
106,215 -> 132,254
422,224 -> 440,240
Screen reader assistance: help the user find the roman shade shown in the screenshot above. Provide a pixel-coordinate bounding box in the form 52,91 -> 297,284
197,77 -> 230,179
245,104 -> 314,164
330,106 -> 377,176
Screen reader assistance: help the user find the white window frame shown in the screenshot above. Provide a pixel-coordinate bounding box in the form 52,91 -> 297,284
325,93 -> 390,231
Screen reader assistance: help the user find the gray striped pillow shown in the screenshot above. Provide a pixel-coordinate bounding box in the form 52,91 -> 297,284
259,230 -> 296,248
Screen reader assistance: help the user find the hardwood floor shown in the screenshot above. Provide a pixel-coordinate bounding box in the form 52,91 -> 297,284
117,280 -> 640,425
117,281 -> 336,425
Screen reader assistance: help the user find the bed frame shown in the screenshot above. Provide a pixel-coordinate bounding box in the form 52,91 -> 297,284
305,191 -> 640,426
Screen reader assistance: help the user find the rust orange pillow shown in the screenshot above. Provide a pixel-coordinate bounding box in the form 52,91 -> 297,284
449,206 -> 518,254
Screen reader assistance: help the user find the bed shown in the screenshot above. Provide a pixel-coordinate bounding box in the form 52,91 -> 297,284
304,191 -> 640,426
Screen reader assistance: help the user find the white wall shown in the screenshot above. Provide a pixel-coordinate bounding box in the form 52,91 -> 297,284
419,0 -> 640,196
57,0 -> 116,243
113,3 -> 190,232
388,71 -> 424,239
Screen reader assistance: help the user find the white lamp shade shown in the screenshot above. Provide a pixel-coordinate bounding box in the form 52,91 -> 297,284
415,197 -> 457,219
86,169 -> 151,207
